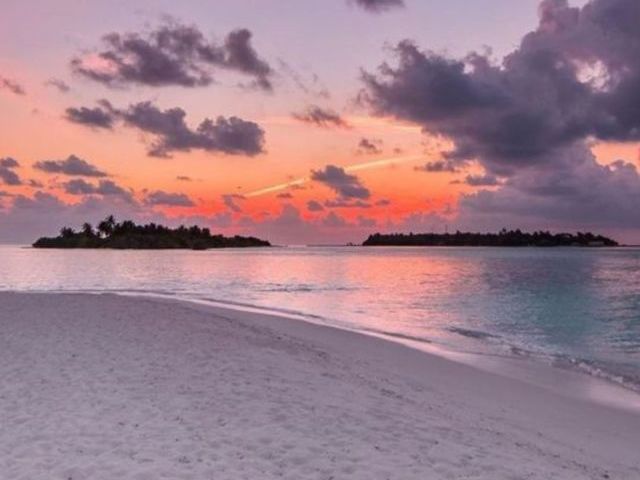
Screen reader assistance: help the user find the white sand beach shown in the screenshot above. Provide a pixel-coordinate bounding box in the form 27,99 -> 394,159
1,292 -> 640,479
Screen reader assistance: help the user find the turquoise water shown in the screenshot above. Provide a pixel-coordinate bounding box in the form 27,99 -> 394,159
1,245 -> 639,389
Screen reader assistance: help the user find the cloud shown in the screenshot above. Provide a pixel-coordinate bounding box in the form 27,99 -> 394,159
464,173 -> 500,186
311,165 -> 371,199
459,144 -> 640,230
307,200 -> 325,212
322,211 -> 349,228
276,192 -> 293,199
351,0 -> 405,13
0,158 -> 19,168
223,28 -> 274,91
71,22 -> 273,91
144,190 -> 195,207
324,199 -> 371,209
64,100 -> 265,157
0,157 -> 22,185
63,179 -> 133,202
65,101 -> 115,129
293,105 -> 350,129
357,215 -> 377,227
0,76 -> 25,95
222,193 -> 245,213
45,78 -> 71,93
415,160 -> 458,173
34,154 -> 108,177
176,175 -> 193,182
362,0 -> 640,175
121,101 -> 265,157
358,137 -> 383,155
360,0 -> 640,234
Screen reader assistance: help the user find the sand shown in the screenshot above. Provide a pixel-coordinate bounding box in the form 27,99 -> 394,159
1,292 -> 639,479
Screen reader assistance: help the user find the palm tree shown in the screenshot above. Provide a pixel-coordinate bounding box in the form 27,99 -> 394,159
82,222 -> 95,237
97,215 -> 116,237
60,227 -> 75,238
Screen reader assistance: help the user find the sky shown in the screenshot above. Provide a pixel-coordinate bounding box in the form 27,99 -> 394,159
1,0 -> 639,245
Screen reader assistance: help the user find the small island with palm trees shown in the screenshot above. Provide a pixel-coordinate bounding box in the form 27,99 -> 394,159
32,216 -> 271,250
363,230 -> 618,247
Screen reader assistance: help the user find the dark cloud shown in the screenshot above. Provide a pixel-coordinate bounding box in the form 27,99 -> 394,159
361,0 -> 640,175
465,173 -> 500,186
145,190 -> 195,207
358,137 -> 383,155
0,158 -> 22,185
0,76 -> 25,95
360,0 -> 640,232
351,0 -> 405,13
293,105 -> 350,129
459,145 -> 640,230
71,22 -> 273,91
415,160 -> 458,173
120,101 -> 265,157
176,175 -> 193,182
65,101 -> 115,129
311,165 -> 371,199
223,28 -> 273,91
63,179 -> 133,202
307,200 -> 325,212
64,100 -> 265,157
34,154 -> 108,178
276,192 -> 293,199
376,198 -> 391,206
45,78 -> 71,93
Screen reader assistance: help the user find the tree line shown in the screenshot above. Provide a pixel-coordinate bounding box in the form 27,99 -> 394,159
33,215 -> 271,249
362,229 -> 618,247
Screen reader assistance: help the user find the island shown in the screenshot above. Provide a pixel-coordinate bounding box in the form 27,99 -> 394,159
33,216 -> 271,249
362,229 -> 618,247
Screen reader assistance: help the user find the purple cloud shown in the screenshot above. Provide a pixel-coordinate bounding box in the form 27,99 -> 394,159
311,165 -> 371,200
71,22 -> 273,91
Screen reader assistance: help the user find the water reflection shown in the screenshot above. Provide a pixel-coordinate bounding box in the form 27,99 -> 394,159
1,245 -> 639,385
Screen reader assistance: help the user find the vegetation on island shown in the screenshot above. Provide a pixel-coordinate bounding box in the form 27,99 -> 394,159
33,216 -> 271,250
363,229 -> 618,247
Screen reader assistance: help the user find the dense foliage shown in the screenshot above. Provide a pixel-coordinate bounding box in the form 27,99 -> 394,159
363,229 -> 618,247
33,216 -> 271,249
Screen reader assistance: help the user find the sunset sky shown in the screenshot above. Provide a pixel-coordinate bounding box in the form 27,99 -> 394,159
1,0 -> 639,244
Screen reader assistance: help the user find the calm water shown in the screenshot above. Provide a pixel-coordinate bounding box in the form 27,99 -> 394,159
1,245 -> 640,389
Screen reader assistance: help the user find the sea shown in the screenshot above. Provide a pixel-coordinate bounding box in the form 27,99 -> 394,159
1,245 -> 639,393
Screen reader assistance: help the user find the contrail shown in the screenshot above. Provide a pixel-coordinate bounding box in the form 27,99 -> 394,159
245,154 -> 424,198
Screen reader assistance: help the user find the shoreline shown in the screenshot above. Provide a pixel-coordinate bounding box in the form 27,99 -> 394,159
144,291 -> 640,413
10,287 -> 640,411
2,291 -> 640,478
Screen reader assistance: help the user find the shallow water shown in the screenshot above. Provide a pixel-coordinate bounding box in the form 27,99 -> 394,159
1,245 -> 639,389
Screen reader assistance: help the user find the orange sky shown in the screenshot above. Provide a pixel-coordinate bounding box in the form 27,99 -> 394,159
1,0 -> 639,244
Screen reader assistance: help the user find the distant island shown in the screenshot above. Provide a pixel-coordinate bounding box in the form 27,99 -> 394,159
33,216 -> 271,250
363,230 -> 618,247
